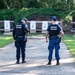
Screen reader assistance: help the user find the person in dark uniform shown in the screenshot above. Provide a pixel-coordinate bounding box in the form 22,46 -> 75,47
13,18 -> 28,64
46,16 -> 64,65
21,18 -> 28,42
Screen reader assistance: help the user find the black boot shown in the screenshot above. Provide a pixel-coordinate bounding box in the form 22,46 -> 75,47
22,59 -> 26,63
56,60 -> 60,65
16,60 -> 20,64
22,61 -> 26,63
47,60 -> 51,65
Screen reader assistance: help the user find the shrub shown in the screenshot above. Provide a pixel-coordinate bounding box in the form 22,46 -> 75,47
0,8 -> 67,23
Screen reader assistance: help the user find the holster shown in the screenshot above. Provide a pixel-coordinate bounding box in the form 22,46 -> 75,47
54,37 -> 61,45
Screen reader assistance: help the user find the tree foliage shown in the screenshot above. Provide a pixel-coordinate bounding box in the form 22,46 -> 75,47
0,0 -> 74,11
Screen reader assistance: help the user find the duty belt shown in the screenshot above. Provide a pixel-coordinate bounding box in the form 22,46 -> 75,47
50,36 -> 59,39
17,36 -> 25,38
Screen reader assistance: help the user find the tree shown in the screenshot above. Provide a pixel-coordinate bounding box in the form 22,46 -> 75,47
0,0 -> 5,9
3,0 -> 10,9
3,0 -> 22,9
0,0 -> 74,11
66,0 -> 73,11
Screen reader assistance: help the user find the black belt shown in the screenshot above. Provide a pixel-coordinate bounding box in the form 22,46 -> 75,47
50,36 -> 59,39
17,36 -> 25,38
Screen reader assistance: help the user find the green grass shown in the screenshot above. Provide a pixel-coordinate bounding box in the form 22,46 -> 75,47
0,35 -> 13,47
62,34 -> 75,58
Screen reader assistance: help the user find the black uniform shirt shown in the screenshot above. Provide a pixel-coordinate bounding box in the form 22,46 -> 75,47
47,24 -> 61,38
13,22 -> 28,40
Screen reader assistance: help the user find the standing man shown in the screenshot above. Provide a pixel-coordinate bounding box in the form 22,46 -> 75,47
13,18 -> 28,64
22,18 -> 28,42
22,18 -> 28,29
46,16 -> 64,65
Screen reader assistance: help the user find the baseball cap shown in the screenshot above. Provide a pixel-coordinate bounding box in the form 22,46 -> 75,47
22,18 -> 27,21
51,16 -> 57,21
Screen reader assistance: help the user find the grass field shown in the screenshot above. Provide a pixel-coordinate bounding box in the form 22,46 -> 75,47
62,34 -> 75,58
0,35 -> 13,47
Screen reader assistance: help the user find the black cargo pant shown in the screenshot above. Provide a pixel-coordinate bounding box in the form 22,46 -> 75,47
15,36 -> 26,61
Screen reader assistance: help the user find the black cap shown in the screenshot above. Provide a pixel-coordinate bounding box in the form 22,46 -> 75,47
51,16 -> 57,21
